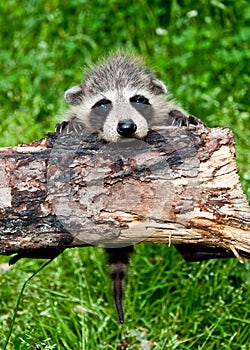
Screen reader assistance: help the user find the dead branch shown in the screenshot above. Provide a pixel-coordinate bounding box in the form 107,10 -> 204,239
0,126 -> 249,258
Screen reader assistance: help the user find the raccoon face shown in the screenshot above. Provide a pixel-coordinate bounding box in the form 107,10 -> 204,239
64,79 -> 168,142
92,89 -> 152,142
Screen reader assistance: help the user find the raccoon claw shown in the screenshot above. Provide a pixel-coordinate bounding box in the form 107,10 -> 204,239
170,110 -> 205,127
186,115 -> 206,127
55,121 -> 85,135
173,115 -> 205,127
55,121 -> 69,133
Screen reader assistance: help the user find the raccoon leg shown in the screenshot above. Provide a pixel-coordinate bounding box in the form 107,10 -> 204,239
169,110 -> 205,127
8,248 -> 65,265
175,244 -> 250,262
105,246 -> 134,324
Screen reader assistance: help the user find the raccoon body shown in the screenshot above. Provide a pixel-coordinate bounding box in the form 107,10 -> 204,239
57,53 -> 203,324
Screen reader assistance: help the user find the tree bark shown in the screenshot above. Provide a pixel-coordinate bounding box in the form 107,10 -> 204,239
0,126 -> 249,259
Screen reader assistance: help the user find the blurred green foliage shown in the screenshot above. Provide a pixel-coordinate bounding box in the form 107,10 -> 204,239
0,1 -> 250,349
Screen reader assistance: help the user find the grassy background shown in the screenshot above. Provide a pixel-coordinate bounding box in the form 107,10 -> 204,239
0,0 -> 249,349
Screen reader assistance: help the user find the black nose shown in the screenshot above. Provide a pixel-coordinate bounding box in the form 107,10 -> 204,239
117,119 -> 137,137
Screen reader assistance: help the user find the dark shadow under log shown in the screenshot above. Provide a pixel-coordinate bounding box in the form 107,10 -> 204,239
0,126 -> 249,260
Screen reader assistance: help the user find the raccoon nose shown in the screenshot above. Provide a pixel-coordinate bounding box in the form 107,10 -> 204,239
117,119 -> 137,137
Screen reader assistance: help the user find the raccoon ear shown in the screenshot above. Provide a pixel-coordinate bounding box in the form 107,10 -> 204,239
151,78 -> 168,95
64,84 -> 84,105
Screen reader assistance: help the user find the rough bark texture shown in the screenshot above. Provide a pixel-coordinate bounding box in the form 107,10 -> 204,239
0,126 -> 249,258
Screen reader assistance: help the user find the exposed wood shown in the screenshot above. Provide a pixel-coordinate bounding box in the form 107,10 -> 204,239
0,126 -> 249,258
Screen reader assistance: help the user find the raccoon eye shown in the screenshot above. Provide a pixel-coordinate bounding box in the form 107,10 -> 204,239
92,99 -> 112,109
130,95 -> 150,105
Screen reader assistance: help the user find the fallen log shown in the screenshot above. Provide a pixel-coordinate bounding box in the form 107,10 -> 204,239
0,126 -> 249,260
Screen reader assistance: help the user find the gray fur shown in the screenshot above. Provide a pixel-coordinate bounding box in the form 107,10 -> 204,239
63,53 -> 188,141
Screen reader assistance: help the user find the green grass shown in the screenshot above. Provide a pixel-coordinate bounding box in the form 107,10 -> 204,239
1,246 -> 250,349
0,0 -> 250,349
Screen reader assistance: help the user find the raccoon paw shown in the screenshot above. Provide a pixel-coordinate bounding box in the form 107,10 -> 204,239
186,115 -> 206,127
55,121 -> 69,133
9,248 -> 64,265
170,110 -> 205,127
55,121 -> 85,134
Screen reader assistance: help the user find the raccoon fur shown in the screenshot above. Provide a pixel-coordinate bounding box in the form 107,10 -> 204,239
56,53 -> 204,324
57,53 -> 202,142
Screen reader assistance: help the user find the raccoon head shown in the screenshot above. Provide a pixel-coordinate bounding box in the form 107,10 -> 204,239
64,54 -> 168,142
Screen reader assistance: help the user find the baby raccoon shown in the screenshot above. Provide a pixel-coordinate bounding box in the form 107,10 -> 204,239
57,53 -> 202,140
56,53 -> 203,324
